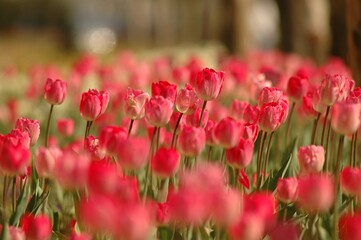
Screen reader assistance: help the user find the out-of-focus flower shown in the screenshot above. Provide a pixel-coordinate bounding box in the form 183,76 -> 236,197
15,117 -> 40,146
298,145 -> 325,175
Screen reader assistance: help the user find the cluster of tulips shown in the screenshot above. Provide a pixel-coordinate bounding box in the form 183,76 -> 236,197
0,51 -> 361,240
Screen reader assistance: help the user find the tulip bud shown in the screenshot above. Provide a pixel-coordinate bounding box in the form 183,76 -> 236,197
144,96 -> 174,127
298,145 -> 325,175
178,126 -> 206,157
213,117 -> 243,148
80,89 -> 109,121
276,177 -> 298,203
226,138 -> 254,169
15,117 -> 40,146
21,214 -> 52,240
151,148 -> 180,178
193,68 -> 224,101
332,101 -> 361,135
123,88 -> 150,120
44,78 -> 67,105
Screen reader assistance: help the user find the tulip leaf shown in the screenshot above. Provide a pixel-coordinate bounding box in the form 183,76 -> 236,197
0,223 -> 9,240
261,137 -> 297,191
9,181 -> 29,226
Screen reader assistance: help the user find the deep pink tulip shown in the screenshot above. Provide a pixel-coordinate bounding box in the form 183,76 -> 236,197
15,117 -> 40,146
298,145 -> 325,175
332,101 -> 361,135
116,136 -> 150,170
21,214 -> 52,240
297,174 -> 334,213
151,148 -> 180,178
123,87 -> 150,120
340,167 -> 361,198
56,118 -> 74,137
44,78 -> 67,105
339,211 -> 361,240
230,213 -> 265,240
270,222 -> 300,240
115,202 -> 155,240
213,117 -> 243,148
287,75 -> 309,101
79,195 -> 118,235
226,138 -> 254,169
151,80 -> 177,103
0,225 -> 25,240
0,135 -> 30,176
178,125 -> 206,157
212,188 -> 242,227
87,161 -> 120,195
80,89 -> 109,121
193,68 -> 225,101
99,126 -> 127,155
144,96 -> 173,127
175,84 -> 201,115
55,150 -> 90,189
276,177 -> 299,203
6,129 -> 31,149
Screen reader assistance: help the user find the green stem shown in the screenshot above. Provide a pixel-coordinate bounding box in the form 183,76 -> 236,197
311,113 -> 321,145
263,131 -> 274,185
333,135 -> 344,240
171,113 -> 183,148
198,101 -> 207,127
285,102 -> 295,144
353,131 -> 358,167
127,119 -> 134,137
207,146 -> 213,161
257,132 -> 268,190
143,127 -> 158,201
321,106 -> 331,146
44,104 -> 54,147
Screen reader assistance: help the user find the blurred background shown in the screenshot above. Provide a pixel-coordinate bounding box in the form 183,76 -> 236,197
0,0 -> 360,81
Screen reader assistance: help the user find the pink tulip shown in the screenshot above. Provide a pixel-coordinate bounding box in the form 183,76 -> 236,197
144,96 -> 173,127
226,138 -> 254,169
258,101 -> 288,132
319,74 -> 354,106
297,174 -> 334,213
84,136 -> 106,161
205,119 -> 217,146
339,211 -> 361,240
258,87 -> 285,106
44,78 -> 67,105
243,123 -> 259,142
332,101 -> 361,135
340,167 -> 361,198
243,104 -> 260,124
35,146 -> 62,178
213,117 -> 243,148
21,214 -> 52,240
151,148 -> 180,178
15,117 -> 40,146
212,188 -> 242,227
298,145 -> 325,175
175,84 -> 201,115
151,80 -> 177,103
287,75 -> 309,101
57,118 -> 74,137
185,108 -> 208,128
178,125 -> 206,157
87,161 -> 120,195
276,177 -> 299,203
123,88 -> 150,120
80,89 -> 109,121
116,136 -> 149,170
230,213 -> 265,240
193,68 -> 225,101
99,126 -> 127,155
54,150 -> 90,189
0,134 -> 30,176
229,100 -> 249,121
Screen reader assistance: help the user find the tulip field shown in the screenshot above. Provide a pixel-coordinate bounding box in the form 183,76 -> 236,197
0,50 -> 360,240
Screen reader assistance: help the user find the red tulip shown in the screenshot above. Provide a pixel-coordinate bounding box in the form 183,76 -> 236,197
15,117 -> 40,146
178,125 -> 206,157
80,89 -> 109,121
144,96 -> 173,127
193,68 -> 225,101
151,148 -> 180,178
276,177 -> 299,203
21,214 -> 52,240
57,118 -> 74,137
298,145 -> 325,175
